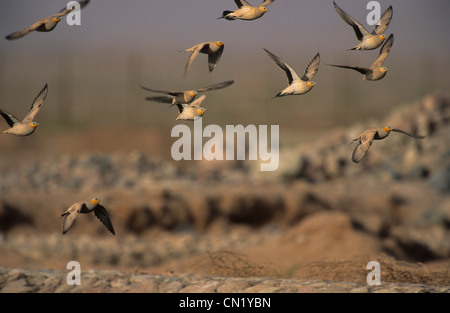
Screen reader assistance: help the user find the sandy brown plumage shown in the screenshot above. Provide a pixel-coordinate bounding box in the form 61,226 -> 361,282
351,126 -> 425,163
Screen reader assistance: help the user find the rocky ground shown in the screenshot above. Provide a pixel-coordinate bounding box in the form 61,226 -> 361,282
0,93 -> 449,293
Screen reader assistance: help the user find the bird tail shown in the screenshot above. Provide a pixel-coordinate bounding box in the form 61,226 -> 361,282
219,11 -> 234,20
273,92 -> 283,99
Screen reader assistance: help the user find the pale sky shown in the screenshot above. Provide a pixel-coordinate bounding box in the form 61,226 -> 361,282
0,0 -> 449,134
1,0 -> 450,56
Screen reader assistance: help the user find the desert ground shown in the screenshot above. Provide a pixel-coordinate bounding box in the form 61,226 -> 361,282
1,93 -> 449,293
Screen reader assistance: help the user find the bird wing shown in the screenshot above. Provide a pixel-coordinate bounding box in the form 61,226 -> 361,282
23,84 -> 48,123
371,34 -> 394,69
235,0 -> 251,8
93,205 -> 115,235
261,0 -> 275,6
264,48 -> 300,85
301,53 -> 320,81
190,94 -> 207,108
372,6 -> 393,35
61,202 -> 82,235
175,103 -> 188,114
329,64 -> 370,75
333,1 -> 370,41
0,110 -> 21,127
208,45 -> 224,72
352,130 -> 376,163
196,80 -> 234,92
392,128 -> 425,139
5,19 -> 46,40
54,0 -> 90,17
183,43 -> 205,77
144,95 -> 174,104
141,85 -> 183,97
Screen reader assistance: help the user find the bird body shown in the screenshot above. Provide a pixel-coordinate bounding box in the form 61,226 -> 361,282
182,41 -> 225,77
329,34 -> 394,81
351,126 -> 425,163
0,84 -> 48,136
333,1 -> 393,51
264,48 -> 320,97
60,198 -> 115,235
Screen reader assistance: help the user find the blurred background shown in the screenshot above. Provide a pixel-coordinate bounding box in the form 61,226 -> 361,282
0,0 -> 449,158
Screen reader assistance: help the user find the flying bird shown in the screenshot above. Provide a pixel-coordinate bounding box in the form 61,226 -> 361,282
0,84 -> 48,136
181,41 -> 225,77
328,34 -> 394,81
141,80 -> 234,105
264,48 -> 320,97
351,126 -> 425,163
60,198 -> 115,235
219,0 -> 272,21
173,94 -> 208,121
5,0 -> 90,40
333,1 -> 393,50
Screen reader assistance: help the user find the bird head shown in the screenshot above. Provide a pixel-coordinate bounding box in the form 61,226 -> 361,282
379,34 -> 387,41
197,108 -> 206,116
259,6 -> 269,13
307,81 -> 316,88
216,41 -> 224,47
189,91 -> 198,97
29,122 -> 39,129
380,67 -> 388,73
383,126 -> 393,133
90,198 -> 100,206
51,17 -> 62,24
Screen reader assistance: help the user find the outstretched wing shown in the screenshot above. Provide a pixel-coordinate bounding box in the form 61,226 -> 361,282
23,84 -> 48,123
264,48 -> 301,85
93,205 -> 115,235
373,6 -> 393,35
0,110 -> 21,127
351,130 -> 376,163
189,94 -> 207,108
371,34 -> 394,68
261,0 -> 275,6
392,128 -> 425,139
196,80 -> 234,93
141,85 -> 182,97
183,42 -> 205,77
235,0 -> 250,8
301,53 -> 320,81
61,202 -> 83,235
144,95 -> 174,104
333,1 -> 370,41
208,45 -> 224,72
54,0 -> 90,17
5,20 -> 46,40
328,64 -> 370,75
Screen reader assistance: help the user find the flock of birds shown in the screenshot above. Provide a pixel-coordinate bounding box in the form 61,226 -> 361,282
0,1 -> 425,235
